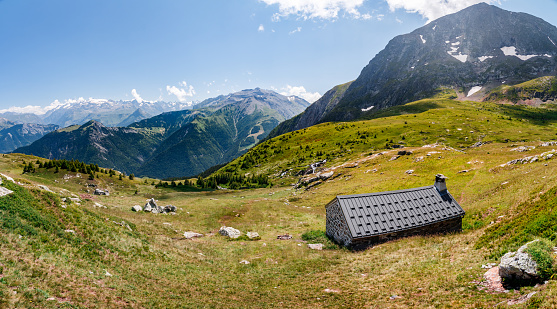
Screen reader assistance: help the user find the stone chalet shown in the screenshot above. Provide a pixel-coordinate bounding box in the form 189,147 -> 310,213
325,175 -> 465,250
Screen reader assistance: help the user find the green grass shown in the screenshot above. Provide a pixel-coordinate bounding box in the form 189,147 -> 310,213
219,98 -> 557,179
525,239 -> 557,280
5,96 -> 557,307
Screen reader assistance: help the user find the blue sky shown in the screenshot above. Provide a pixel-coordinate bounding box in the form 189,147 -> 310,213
1,0 -> 557,112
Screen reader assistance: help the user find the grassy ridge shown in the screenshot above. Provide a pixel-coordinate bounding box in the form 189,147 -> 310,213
485,76 -> 557,103
219,98 -> 557,178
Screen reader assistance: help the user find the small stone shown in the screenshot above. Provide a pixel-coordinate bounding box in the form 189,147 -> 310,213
131,205 -> 143,212
184,231 -> 204,239
105,270 -> 112,277
308,243 -> 323,250
246,232 -> 261,240
239,260 -> 250,264
64,229 -> 75,234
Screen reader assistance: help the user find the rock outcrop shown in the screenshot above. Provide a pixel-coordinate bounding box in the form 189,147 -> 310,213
499,240 -> 540,281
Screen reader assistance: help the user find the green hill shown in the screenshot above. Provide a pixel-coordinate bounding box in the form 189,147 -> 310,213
484,76 -> 557,103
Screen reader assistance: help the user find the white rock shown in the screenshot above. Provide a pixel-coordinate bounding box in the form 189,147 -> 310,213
219,226 -> 241,239
131,205 -> 143,212
308,243 -> 324,250
319,171 -> 334,180
184,232 -> 204,239
246,232 -> 260,240
239,260 -> 250,264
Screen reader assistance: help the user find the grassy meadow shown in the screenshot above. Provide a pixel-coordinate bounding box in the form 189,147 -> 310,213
1,98 -> 557,308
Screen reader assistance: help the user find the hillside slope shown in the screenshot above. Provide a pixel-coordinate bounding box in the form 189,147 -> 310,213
14,121 -> 164,175
0,123 -> 59,153
138,89 -> 310,178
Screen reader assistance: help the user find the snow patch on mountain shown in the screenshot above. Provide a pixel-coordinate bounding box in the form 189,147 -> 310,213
500,46 -> 552,61
549,37 -> 557,47
467,86 -> 483,97
420,35 -> 426,44
478,56 -> 494,62
361,106 -> 374,112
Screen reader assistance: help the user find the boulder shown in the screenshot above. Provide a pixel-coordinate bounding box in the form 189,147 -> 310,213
144,198 -> 157,212
131,205 -> 143,212
219,226 -> 241,239
184,232 -> 203,239
94,189 -> 109,196
308,243 -> 324,250
499,240 -> 540,281
246,232 -> 261,240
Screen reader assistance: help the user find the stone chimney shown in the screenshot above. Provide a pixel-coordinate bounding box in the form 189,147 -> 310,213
434,174 -> 447,193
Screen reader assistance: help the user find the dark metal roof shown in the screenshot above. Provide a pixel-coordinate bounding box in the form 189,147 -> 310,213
334,186 -> 465,239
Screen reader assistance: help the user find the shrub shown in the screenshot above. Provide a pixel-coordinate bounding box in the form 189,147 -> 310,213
525,239 -> 557,280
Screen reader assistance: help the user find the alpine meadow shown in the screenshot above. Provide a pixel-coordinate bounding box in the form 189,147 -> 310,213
2,2 -> 557,308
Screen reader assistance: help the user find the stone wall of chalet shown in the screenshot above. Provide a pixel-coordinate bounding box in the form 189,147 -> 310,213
325,200 -> 352,247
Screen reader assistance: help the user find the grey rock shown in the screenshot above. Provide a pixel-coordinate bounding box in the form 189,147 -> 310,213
131,205 -> 143,212
164,205 -> 177,213
144,198 -> 157,212
219,226 -> 241,239
499,240 -> 540,281
94,188 -> 109,196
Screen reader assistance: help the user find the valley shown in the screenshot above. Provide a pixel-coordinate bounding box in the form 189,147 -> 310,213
2,2 -> 557,308
2,97 -> 557,307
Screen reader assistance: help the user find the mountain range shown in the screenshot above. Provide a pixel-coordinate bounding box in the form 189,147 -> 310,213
268,3 -> 557,139
0,99 -> 195,128
0,120 -> 59,153
14,89 -> 309,178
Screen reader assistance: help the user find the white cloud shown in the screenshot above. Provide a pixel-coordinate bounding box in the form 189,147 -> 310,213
289,27 -> 302,35
280,85 -> 321,103
260,0 -> 368,20
166,81 -> 196,103
258,24 -> 265,32
131,89 -> 143,103
385,0 -> 498,23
